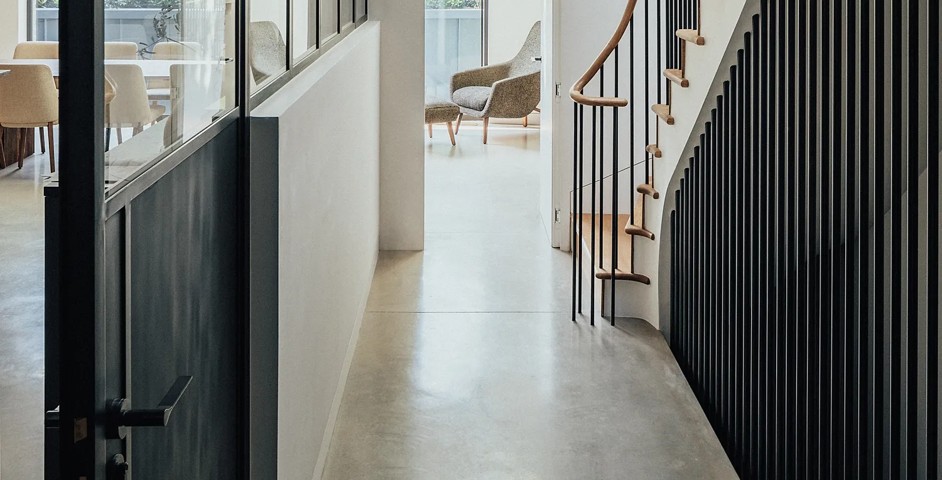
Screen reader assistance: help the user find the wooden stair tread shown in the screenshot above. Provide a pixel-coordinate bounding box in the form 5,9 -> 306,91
579,214 -> 646,282
645,144 -> 663,158
676,29 -> 706,45
637,183 -> 660,199
626,193 -> 655,239
651,104 -> 675,125
664,68 -> 689,87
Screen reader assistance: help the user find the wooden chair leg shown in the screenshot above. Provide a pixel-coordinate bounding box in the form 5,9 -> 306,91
47,122 -> 55,174
523,116 -> 528,128
455,113 -> 463,134
39,127 -> 46,153
132,124 -> 143,136
17,128 -> 26,169
446,122 -> 456,146
483,117 -> 489,144
0,128 -> 6,169
117,128 -> 124,145
105,128 -> 111,151
427,124 -> 433,139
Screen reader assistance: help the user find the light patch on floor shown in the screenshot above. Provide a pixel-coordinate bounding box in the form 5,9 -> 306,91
0,146 -> 50,479
322,126 -> 738,479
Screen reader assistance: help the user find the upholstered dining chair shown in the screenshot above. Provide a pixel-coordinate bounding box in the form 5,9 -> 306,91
450,21 -> 542,144
13,41 -> 59,59
249,21 -> 287,85
105,64 -> 166,144
105,42 -> 139,59
0,64 -> 59,172
152,41 -> 202,60
13,41 -> 59,155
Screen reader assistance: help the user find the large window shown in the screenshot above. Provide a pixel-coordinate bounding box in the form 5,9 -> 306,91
425,0 -> 484,99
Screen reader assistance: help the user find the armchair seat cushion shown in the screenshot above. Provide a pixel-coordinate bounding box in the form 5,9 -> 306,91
452,86 -> 492,112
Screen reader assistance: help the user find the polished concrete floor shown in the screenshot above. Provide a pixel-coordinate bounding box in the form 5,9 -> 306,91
0,146 -> 49,479
322,125 -> 738,479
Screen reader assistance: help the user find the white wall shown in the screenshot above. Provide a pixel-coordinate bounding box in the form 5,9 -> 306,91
250,22 -> 381,480
0,0 -> 27,58
371,0 -> 425,251
487,0 -> 542,64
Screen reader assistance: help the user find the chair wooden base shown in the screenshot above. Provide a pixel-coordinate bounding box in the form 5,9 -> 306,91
426,122 -> 457,146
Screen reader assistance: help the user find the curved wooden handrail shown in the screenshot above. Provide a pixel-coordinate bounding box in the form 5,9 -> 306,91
569,0 -> 638,108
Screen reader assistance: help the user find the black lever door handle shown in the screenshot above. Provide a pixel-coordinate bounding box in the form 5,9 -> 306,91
107,376 -> 193,439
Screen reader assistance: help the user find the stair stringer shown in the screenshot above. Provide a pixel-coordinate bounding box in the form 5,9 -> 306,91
607,0 -> 760,332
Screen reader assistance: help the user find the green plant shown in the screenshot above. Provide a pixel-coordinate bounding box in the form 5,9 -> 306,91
425,0 -> 482,9
138,0 -> 181,58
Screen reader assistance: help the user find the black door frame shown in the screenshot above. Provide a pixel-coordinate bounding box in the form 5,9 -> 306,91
53,0 -> 251,473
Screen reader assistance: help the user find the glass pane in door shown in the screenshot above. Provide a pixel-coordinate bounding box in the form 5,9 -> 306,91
103,0 -> 237,192
424,0 -> 482,100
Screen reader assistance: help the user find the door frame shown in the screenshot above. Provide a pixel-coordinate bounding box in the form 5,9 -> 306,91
52,0 -> 251,474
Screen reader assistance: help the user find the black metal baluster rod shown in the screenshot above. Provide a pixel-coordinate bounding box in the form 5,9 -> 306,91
843,0 -> 859,474
569,102 -> 581,322
675,186 -> 683,355
685,165 -> 692,369
905,0 -> 919,474
807,2 -> 823,475
927,0 -> 940,476
707,108 -> 715,424
784,0 -> 798,473
872,1 -> 886,475
723,77 -> 733,445
758,3 -> 770,473
817,0 -> 833,473
579,103 -> 585,315
743,28 -> 755,475
690,142 -> 709,390
611,45 -> 620,326
644,0 -> 651,194
657,0 -> 663,107
591,104 -> 597,326
774,0 -> 788,474
794,0 -> 809,474
829,0 -> 845,475
747,18 -> 760,473
724,85 -> 730,438
855,1 -> 871,476
736,50 -> 747,467
630,20 -> 636,271
599,66 -> 605,272
889,0 -> 902,474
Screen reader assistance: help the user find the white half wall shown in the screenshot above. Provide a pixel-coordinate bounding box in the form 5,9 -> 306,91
371,0 -> 425,251
250,22 -> 381,480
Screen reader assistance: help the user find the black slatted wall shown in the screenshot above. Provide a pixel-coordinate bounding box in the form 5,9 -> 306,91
669,0 -> 940,478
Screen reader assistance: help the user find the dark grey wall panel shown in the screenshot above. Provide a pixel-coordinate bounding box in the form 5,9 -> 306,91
117,123 -> 242,479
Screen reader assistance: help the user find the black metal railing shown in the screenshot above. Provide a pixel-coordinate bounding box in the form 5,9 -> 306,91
571,0 -> 698,326
669,0 -> 939,478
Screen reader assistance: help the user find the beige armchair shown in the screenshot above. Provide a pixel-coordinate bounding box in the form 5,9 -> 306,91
450,21 -> 541,144
0,64 -> 59,172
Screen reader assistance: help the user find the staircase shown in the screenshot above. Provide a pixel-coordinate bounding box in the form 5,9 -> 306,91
569,0 -> 708,325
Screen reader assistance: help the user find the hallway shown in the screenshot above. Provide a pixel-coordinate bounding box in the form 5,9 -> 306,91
322,125 -> 737,479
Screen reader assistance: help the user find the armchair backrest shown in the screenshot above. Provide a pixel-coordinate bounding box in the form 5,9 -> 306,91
508,21 -> 542,77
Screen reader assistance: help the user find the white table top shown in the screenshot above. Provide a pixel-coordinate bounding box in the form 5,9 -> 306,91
0,59 -> 228,78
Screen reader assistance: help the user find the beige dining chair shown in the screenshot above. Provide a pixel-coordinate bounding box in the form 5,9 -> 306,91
13,41 -> 59,59
105,64 -> 166,144
13,41 -> 59,154
152,41 -> 202,60
105,42 -> 139,59
0,64 -> 59,172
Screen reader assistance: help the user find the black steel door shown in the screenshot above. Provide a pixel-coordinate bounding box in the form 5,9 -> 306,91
44,0 -> 248,475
